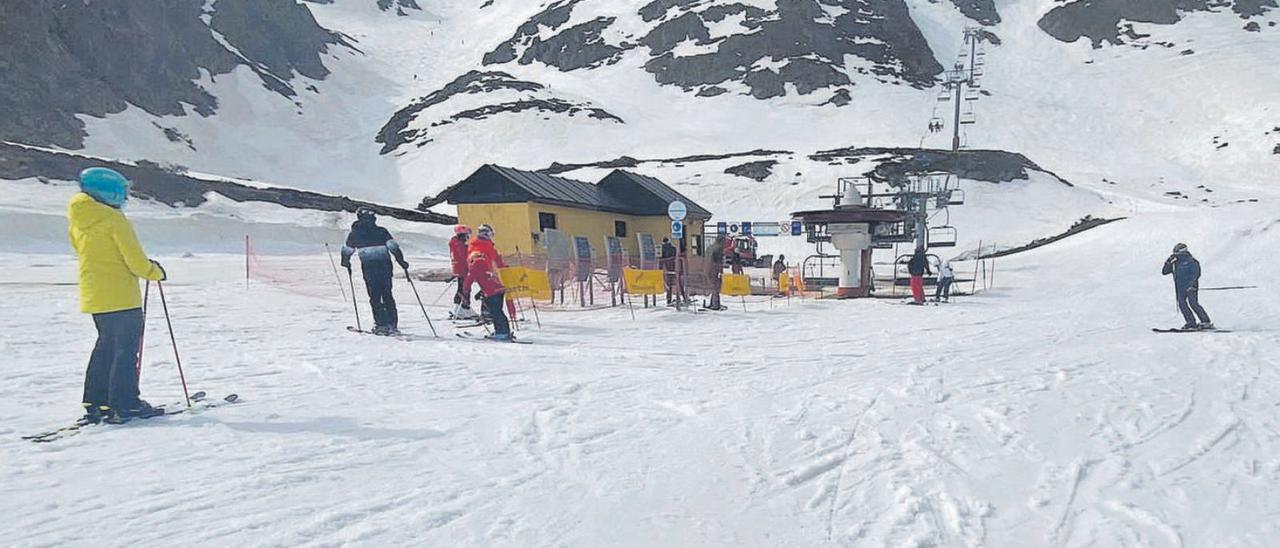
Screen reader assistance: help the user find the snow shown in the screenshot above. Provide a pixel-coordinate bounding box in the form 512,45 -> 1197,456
3,194 -> 1280,545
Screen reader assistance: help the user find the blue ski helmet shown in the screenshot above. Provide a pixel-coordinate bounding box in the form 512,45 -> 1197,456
79,167 -> 130,208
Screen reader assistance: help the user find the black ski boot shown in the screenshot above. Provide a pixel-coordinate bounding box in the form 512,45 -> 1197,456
104,399 -> 164,424
80,402 -> 106,425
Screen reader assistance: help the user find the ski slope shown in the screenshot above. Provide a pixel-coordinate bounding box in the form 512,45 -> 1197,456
3,199 -> 1278,546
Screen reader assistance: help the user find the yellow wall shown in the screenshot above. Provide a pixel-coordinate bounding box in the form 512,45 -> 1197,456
457,201 -> 707,257
457,203 -> 534,255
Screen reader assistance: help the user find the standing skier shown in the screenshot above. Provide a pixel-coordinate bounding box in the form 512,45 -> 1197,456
340,208 -> 409,335
1162,243 -> 1213,330
660,237 -> 677,304
935,260 -> 955,302
907,248 -> 931,304
449,225 -> 477,320
467,224 -> 517,319
706,235 -> 727,310
465,242 -> 513,341
69,167 -> 167,423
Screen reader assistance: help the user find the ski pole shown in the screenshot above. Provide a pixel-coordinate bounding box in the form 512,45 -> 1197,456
348,269 -> 362,332
404,267 -> 439,338
325,243 -> 348,302
431,278 -> 457,307
135,281 -> 150,379
156,282 -> 193,408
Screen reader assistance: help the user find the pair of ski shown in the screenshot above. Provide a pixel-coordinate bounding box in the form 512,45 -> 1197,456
455,331 -> 531,344
23,391 -> 239,443
1152,327 -> 1231,333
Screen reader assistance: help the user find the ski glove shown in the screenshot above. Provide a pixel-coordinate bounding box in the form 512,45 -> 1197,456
150,260 -> 167,281
399,260 -> 410,271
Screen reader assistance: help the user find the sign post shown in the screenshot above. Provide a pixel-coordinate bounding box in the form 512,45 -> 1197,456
668,202 -> 688,312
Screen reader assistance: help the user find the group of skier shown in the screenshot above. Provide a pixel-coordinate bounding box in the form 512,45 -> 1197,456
340,212 -> 515,341
60,165 -> 1218,426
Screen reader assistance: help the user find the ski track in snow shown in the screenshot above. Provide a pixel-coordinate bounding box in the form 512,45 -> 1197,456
3,202 -> 1280,546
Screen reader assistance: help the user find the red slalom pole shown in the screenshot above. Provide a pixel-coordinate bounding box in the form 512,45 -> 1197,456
135,281 -> 150,379
156,281 -> 193,408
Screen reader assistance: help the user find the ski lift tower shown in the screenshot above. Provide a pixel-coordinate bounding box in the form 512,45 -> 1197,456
941,27 -> 988,152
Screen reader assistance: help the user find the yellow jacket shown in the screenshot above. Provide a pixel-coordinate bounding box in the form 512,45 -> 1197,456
67,193 -> 165,314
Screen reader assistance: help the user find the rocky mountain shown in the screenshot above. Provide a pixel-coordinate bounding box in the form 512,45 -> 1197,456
0,0 -> 354,149
1,0 -> 1276,213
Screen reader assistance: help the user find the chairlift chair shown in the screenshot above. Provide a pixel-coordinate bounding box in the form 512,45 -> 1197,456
960,111 -> 977,125
927,226 -> 958,248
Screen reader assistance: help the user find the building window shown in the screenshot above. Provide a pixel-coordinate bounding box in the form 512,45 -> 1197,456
539,212 -> 557,231
614,220 -> 627,238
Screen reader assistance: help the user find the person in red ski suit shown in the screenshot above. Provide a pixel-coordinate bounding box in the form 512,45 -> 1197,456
466,224 -> 517,318
449,225 -> 477,319
465,245 -> 512,339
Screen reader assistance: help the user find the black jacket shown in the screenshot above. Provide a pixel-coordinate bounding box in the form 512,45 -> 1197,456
907,252 -> 930,276
341,219 -> 407,269
1162,252 -> 1201,292
660,242 -> 677,272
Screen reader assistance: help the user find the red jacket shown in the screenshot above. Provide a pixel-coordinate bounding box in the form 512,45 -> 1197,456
449,236 -> 470,277
467,237 -> 507,269
465,250 -> 505,296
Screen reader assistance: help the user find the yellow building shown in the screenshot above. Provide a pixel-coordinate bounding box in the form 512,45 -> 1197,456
438,165 -> 713,258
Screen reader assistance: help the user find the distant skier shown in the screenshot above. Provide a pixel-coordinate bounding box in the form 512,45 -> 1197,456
449,225 -> 477,320
341,208 -> 409,335
660,237 -> 677,304
935,260 -> 955,302
465,240 -> 513,341
1162,243 -> 1213,330
907,248 -> 931,304
706,235 -> 727,310
467,224 -> 517,319
772,254 -> 788,294
68,167 -> 168,423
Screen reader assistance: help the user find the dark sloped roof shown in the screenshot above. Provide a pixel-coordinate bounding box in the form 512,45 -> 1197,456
599,170 -> 712,219
442,165 -> 713,219
486,165 -> 634,213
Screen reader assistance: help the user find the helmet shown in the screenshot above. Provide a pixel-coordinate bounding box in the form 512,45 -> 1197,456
1172,243 -> 1188,254
477,224 -> 494,240
79,167 -> 130,208
356,207 -> 375,221
454,225 -> 472,236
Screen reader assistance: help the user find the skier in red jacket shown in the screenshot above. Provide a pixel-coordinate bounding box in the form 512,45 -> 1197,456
449,225 -> 478,320
465,242 -> 512,340
467,224 -> 517,318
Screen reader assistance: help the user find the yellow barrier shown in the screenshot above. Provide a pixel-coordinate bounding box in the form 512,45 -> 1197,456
497,267 -> 552,301
778,271 -> 790,294
622,268 -> 666,295
721,273 -> 752,297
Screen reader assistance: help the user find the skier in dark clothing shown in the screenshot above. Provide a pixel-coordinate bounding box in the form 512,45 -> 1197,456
907,248 -> 931,304
660,238 -> 677,304
706,236 -> 727,310
1162,243 -> 1213,330
341,208 -> 409,335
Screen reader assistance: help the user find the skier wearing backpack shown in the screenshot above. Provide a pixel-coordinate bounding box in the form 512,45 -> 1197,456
340,208 -> 409,335
449,225 -> 478,320
68,167 -> 168,423
1162,243 -> 1213,330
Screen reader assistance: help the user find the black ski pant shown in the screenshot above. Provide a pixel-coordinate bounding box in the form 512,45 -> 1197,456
362,261 -> 398,330
935,278 -> 953,300
1177,287 -> 1211,326
453,275 -> 471,309
485,293 -> 511,336
84,308 -> 144,410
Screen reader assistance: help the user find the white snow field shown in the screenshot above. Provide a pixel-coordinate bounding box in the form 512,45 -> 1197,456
2,197 -> 1278,546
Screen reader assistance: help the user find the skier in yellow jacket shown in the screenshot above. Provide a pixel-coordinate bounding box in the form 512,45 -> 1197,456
68,167 -> 167,423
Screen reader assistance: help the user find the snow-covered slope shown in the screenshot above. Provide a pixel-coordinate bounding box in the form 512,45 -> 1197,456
3,199 -> 1278,546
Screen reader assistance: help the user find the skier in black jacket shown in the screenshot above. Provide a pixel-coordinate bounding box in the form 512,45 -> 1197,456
341,208 -> 409,335
1162,243 -> 1213,330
